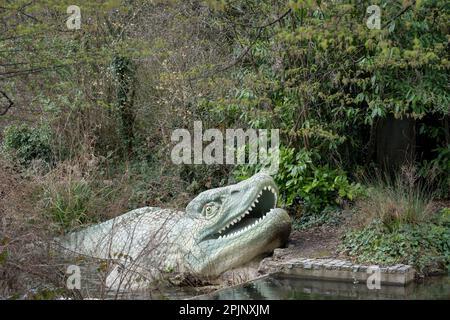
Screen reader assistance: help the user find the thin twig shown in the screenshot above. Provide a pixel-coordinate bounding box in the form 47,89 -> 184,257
382,0 -> 416,28
0,90 -> 13,116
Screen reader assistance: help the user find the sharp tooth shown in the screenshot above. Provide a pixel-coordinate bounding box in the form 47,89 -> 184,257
251,203 -> 256,208
255,199 -> 259,203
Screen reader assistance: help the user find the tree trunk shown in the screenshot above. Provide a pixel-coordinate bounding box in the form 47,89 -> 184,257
376,114 -> 416,173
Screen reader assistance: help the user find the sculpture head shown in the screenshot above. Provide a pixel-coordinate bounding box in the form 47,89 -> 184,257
184,172 -> 291,276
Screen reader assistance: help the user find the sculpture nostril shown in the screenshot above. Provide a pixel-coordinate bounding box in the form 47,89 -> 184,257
230,189 -> 239,195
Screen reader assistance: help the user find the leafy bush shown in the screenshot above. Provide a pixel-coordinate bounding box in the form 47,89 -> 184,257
341,216 -> 450,274
234,147 -> 362,213
1,124 -> 53,165
292,207 -> 343,230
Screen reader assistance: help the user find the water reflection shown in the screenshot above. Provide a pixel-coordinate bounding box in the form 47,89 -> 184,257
198,275 -> 450,300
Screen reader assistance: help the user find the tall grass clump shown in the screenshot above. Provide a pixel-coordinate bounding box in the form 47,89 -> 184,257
37,157 -> 133,234
356,167 -> 435,228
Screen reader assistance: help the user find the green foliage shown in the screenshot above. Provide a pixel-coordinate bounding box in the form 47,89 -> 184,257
275,148 -> 362,212
292,207 -> 343,230
0,247 -> 8,266
208,0 -> 449,196
42,179 -> 94,231
341,218 -> 450,274
1,124 -> 53,165
30,288 -> 65,300
234,147 -> 362,213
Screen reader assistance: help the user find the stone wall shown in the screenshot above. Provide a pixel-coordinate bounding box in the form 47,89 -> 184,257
258,251 -> 416,286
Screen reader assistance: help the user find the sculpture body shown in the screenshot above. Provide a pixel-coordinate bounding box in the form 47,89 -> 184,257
60,173 -> 291,289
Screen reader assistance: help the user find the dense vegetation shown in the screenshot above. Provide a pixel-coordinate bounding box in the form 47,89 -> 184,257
0,0 -> 449,297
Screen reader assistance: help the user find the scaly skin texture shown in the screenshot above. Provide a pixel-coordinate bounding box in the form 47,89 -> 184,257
60,173 -> 291,289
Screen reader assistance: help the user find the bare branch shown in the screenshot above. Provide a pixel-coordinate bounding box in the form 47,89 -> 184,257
0,90 -> 13,116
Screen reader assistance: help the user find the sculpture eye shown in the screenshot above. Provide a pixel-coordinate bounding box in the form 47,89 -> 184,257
203,202 -> 219,218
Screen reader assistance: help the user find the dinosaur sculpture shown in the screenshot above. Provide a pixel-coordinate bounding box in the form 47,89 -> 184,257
60,173 -> 291,290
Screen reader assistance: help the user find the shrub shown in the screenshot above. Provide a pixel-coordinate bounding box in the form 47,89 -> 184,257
234,147 -> 362,213
355,168 -> 434,228
341,217 -> 450,274
1,124 -> 53,165
292,207 -> 343,230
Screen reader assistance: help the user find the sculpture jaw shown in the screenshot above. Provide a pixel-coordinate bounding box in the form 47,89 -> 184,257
191,207 -> 291,277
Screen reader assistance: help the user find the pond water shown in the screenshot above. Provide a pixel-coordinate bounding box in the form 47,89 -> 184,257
78,259 -> 449,300
85,274 -> 449,300
196,274 -> 450,300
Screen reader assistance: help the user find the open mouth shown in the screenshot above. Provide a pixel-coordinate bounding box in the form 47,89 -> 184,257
208,185 -> 277,241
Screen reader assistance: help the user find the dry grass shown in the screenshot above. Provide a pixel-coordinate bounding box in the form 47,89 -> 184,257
355,166 -> 436,228
0,159 -> 66,298
0,150 -> 199,299
0,155 -> 134,299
